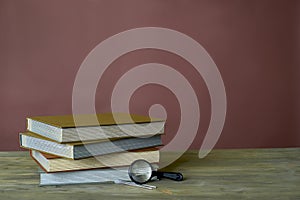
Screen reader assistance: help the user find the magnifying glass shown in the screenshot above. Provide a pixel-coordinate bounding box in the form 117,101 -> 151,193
128,159 -> 183,184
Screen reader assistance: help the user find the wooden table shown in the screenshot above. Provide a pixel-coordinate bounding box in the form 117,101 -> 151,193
0,148 -> 299,199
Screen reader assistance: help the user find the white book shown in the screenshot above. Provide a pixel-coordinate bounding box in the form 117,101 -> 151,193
39,164 -> 159,186
39,167 -> 130,186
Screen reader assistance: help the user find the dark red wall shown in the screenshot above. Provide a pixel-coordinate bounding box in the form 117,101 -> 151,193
0,0 -> 299,150
294,0 -> 300,145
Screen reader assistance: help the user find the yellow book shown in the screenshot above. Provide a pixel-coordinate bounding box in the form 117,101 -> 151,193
30,148 -> 159,173
27,113 -> 165,143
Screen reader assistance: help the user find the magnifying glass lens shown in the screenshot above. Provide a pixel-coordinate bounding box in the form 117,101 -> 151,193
129,159 -> 152,184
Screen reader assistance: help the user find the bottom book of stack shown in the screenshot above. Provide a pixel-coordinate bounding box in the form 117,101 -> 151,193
39,167 -> 130,186
30,149 -> 159,186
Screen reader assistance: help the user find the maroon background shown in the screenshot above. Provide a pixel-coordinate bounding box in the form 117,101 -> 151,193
0,0 -> 299,150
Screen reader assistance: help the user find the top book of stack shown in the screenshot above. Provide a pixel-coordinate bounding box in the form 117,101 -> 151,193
27,113 -> 165,143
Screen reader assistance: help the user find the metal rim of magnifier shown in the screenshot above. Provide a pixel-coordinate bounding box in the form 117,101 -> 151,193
128,159 -> 154,184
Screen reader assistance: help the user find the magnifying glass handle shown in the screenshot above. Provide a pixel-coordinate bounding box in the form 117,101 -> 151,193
153,171 -> 183,181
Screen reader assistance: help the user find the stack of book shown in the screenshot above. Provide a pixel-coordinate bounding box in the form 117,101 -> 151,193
19,113 -> 165,186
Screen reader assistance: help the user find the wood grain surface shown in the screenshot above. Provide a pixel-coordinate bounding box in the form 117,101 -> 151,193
0,148 -> 299,200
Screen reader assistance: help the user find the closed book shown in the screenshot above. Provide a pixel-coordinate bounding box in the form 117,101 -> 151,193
30,148 -> 159,172
20,132 -> 162,159
27,113 -> 165,143
39,164 -> 159,186
39,167 -> 130,186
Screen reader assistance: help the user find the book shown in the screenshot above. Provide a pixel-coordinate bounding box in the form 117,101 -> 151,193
27,113 -> 165,143
39,164 -> 159,186
20,132 -> 162,159
30,148 -> 159,172
39,167 -> 130,186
